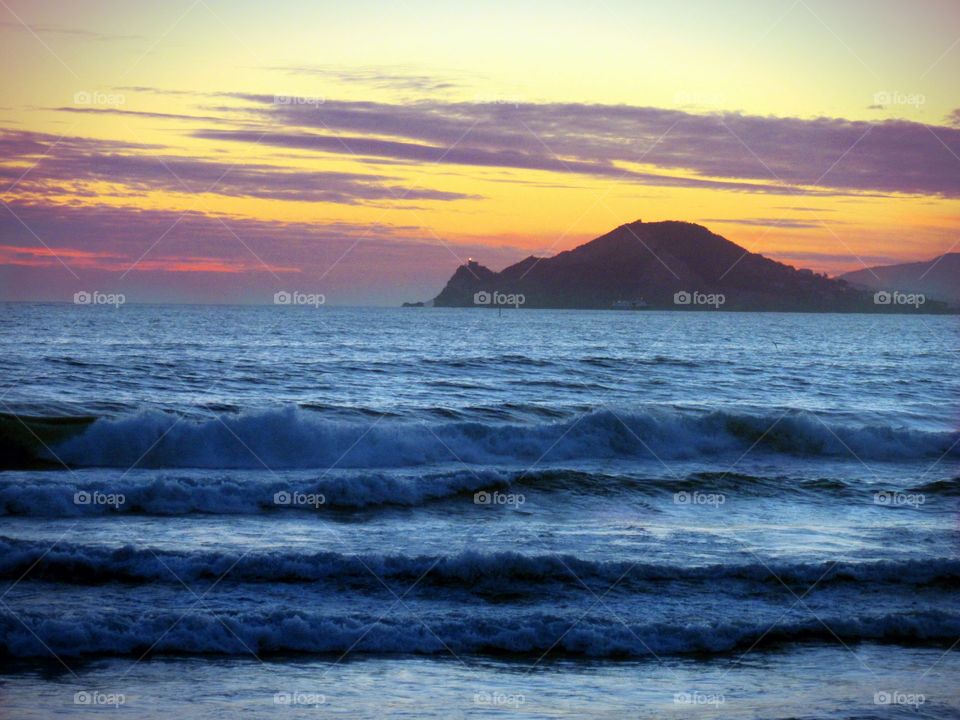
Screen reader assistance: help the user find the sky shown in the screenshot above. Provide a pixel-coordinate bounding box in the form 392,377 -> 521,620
0,0 -> 958,305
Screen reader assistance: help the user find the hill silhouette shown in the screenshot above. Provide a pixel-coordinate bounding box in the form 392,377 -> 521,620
419,220 -> 950,312
840,253 -> 959,309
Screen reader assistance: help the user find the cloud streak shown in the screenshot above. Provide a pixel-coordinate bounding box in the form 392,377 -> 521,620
0,130 -> 479,204
0,200 -> 528,304
268,65 -> 464,94
198,96 -> 960,197
700,217 -> 824,229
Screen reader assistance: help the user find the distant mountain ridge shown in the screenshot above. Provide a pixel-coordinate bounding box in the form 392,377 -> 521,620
839,253 -> 960,308
417,220 -> 953,312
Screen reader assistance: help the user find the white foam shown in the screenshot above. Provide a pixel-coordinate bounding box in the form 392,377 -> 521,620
2,605 -> 956,658
2,539 -> 958,587
46,407 -> 959,470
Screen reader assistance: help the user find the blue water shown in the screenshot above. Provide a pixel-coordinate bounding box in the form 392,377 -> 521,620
1,305 -> 958,718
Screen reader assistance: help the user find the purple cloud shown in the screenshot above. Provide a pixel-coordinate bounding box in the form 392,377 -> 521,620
699,218 -> 824,230
53,106 -> 227,123
0,130 -> 478,204
193,128 -> 823,196
0,200 -> 527,305
193,97 -> 960,197
269,66 -> 464,93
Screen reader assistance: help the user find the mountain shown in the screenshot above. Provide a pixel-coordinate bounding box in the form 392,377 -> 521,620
839,253 -> 960,308
419,220 -> 952,312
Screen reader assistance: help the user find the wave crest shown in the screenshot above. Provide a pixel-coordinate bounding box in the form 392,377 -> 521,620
35,406 -> 960,470
3,539 -> 958,589
2,607 -> 956,658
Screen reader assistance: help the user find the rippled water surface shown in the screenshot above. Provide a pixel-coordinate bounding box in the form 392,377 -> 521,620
1,305 -> 958,718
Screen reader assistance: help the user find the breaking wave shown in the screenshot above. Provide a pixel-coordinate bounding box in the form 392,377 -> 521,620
2,468 -> 953,517
2,538 -> 957,589
24,406 -> 959,470
2,607 -> 956,659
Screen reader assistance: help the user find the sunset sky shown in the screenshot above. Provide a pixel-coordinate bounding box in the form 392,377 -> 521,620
1,0 -> 958,304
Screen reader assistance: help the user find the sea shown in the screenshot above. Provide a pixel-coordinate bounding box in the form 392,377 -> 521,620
0,304 -> 958,719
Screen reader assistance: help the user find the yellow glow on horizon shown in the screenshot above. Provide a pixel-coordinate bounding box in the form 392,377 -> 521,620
1,0 -> 958,289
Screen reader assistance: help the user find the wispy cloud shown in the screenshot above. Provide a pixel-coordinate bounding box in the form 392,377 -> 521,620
0,130 -> 480,204
267,65 -> 465,94
700,217 -> 824,229
0,200 -> 528,303
194,128 -> 823,196
62,88 -> 960,197
767,250 -> 903,267
0,20 -> 141,41
194,97 -> 960,197
52,106 -> 227,123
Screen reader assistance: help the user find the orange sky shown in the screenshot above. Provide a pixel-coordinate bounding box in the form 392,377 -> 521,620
1,0 -> 958,304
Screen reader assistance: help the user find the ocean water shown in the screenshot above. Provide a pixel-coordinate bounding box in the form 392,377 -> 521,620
0,304 -> 958,719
